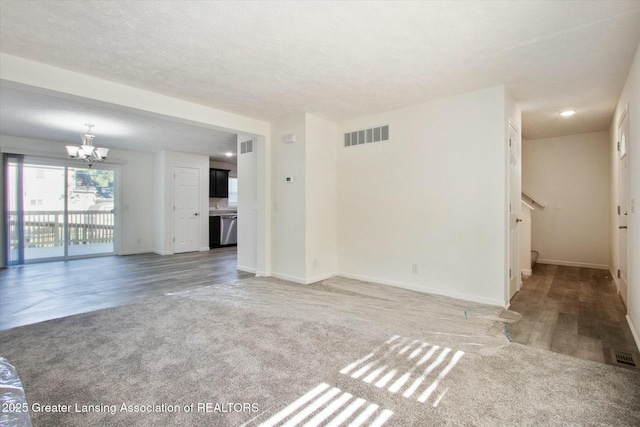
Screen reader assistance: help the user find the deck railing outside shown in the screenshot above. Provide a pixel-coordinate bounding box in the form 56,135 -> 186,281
8,210 -> 114,249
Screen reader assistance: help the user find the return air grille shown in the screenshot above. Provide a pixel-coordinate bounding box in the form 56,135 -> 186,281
610,349 -> 639,370
240,139 -> 253,154
344,125 -> 389,147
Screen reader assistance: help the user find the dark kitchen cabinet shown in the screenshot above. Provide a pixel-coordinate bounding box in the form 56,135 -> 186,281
209,169 -> 230,198
209,216 -> 221,248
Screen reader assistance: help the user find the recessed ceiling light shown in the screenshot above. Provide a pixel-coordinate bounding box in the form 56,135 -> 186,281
225,152 -> 234,157
560,110 -> 576,117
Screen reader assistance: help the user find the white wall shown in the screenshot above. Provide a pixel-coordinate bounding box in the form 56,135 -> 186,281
271,114 -> 307,282
118,147 -> 155,254
153,150 -> 210,254
153,150 -> 167,253
0,135 -> 154,255
305,113 -> 338,282
610,43 -> 640,346
237,134 -> 257,273
337,86 -> 510,306
523,131 -> 610,269
269,113 -> 339,283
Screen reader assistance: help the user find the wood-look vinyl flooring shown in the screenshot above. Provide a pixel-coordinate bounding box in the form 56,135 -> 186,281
0,247 -> 252,331
508,263 -> 639,366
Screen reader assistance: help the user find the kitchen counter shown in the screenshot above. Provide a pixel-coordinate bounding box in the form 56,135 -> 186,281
209,210 -> 237,216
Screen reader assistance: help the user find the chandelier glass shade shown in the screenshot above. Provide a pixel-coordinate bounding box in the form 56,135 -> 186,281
66,124 -> 109,167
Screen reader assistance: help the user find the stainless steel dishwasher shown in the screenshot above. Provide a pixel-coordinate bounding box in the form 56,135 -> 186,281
220,214 -> 237,245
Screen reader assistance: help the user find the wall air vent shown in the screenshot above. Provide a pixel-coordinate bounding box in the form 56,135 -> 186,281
344,125 -> 390,147
240,139 -> 254,154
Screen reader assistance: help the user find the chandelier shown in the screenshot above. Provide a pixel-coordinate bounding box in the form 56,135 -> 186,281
65,124 -> 109,167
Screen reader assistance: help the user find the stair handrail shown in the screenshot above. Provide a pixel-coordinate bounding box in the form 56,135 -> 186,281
522,191 -> 545,209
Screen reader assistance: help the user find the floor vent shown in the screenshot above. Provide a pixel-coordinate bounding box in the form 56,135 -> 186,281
610,349 -> 640,370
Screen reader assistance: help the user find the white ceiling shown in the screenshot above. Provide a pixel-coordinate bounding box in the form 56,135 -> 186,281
1,0 -> 639,147
0,83 -> 238,162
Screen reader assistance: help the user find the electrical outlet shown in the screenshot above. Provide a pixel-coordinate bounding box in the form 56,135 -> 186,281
412,264 -> 419,275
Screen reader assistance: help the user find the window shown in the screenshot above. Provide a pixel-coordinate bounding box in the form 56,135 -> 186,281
228,177 -> 238,207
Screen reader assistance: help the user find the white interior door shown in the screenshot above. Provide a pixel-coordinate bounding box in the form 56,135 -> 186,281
508,123 -> 521,300
173,166 -> 200,253
618,109 -> 629,306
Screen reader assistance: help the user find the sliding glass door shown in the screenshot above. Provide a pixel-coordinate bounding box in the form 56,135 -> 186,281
66,167 -> 115,257
6,156 -> 116,264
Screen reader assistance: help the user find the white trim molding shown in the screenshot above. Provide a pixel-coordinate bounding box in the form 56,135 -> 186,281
153,249 -> 173,256
627,314 -> 640,350
237,265 -> 257,274
337,272 -> 505,308
538,259 -> 609,270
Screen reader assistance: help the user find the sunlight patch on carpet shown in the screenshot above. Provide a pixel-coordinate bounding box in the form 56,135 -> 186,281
340,336 -> 464,406
256,383 -> 393,427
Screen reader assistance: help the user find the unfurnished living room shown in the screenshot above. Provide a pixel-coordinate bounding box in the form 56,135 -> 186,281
0,1 -> 639,426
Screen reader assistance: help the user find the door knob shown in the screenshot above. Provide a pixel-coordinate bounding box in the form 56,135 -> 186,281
194,212 -> 199,216
516,218 -> 522,223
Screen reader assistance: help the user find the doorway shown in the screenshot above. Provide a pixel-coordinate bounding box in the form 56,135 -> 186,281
5,155 -> 117,264
508,122 -> 521,300
173,166 -> 200,254
617,107 -> 629,306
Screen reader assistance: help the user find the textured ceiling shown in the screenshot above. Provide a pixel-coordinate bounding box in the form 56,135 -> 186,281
1,0 -> 640,142
0,83 -> 238,162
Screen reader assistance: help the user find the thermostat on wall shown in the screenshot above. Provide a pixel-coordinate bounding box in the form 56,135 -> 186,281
285,176 -> 295,183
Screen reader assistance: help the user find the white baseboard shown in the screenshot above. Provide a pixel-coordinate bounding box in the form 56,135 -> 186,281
153,249 -> 173,255
337,271 -> 505,307
538,259 -> 608,270
270,271 -> 336,285
237,265 -> 256,274
305,273 -> 336,284
272,272 -> 307,284
521,269 -> 532,277
609,266 -> 623,294
120,248 -> 153,256
627,314 -> 640,351
199,247 -> 210,252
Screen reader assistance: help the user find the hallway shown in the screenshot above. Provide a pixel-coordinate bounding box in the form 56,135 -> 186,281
508,264 -> 638,367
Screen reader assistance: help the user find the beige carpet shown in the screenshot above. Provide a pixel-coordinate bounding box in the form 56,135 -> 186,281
1,276 -> 639,426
